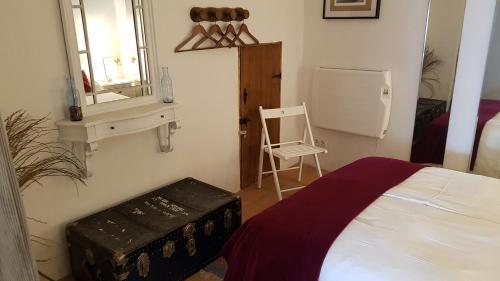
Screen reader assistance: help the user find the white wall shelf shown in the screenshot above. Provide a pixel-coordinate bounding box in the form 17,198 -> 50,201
57,103 -> 180,177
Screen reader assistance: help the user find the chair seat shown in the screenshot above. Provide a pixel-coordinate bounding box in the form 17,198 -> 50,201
265,144 -> 327,160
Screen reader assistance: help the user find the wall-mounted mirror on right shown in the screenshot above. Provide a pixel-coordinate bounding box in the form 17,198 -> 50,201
410,0 -> 466,167
472,3 -> 500,178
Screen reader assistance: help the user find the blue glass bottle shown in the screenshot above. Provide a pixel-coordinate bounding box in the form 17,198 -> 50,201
67,78 -> 83,121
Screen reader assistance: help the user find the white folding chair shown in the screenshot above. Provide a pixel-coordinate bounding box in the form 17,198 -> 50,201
258,102 -> 327,201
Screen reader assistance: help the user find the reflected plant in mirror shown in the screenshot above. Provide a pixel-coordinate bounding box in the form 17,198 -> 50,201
71,0 -> 152,106
421,46 -> 443,98
411,0 -> 467,167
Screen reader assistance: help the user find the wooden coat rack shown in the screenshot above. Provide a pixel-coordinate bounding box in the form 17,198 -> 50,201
175,7 -> 260,53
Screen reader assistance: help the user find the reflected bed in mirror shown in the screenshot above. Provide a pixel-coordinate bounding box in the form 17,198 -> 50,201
473,3 -> 500,178
410,0 -> 466,167
72,0 -> 152,106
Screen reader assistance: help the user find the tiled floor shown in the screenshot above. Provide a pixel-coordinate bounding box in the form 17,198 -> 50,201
239,165 -> 321,221
60,165 -> 321,281
187,165 -> 321,281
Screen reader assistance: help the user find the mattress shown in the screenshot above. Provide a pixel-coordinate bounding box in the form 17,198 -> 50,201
320,167 -> 500,280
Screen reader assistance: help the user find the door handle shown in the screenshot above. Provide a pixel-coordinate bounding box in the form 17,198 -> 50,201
239,130 -> 247,139
272,73 -> 282,79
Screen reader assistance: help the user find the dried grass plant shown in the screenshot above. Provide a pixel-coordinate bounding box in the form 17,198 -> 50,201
4,110 -> 86,280
5,110 -> 86,191
421,46 -> 443,98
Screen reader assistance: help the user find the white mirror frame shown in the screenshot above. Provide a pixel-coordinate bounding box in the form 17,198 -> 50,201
59,0 -> 161,117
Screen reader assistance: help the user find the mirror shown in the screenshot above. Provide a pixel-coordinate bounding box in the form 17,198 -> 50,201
410,0 -> 466,166
473,3 -> 500,178
71,0 -> 152,106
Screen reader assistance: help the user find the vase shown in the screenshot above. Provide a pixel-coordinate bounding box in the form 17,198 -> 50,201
67,78 -> 83,121
161,67 -> 174,103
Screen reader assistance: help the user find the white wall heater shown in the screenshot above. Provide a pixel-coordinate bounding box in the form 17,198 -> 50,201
311,67 -> 392,139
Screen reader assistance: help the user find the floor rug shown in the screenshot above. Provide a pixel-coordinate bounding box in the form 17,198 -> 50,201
189,258 -> 227,281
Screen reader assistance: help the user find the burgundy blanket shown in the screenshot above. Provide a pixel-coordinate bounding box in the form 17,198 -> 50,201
411,99 -> 500,169
222,157 -> 424,281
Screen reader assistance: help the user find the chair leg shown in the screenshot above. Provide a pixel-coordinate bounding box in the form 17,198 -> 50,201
313,154 -> 323,177
257,132 -> 265,189
268,153 -> 283,201
258,150 -> 264,189
298,156 -> 304,182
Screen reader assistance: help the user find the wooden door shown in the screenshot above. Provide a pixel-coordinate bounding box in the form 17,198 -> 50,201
239,42 -> 282,188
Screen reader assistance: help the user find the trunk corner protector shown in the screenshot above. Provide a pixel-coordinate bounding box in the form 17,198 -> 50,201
113,252 -> 129,266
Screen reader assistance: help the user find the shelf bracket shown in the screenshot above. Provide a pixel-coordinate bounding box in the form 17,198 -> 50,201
58,103 -> 180,178
158,120 -> 181,153
71,142 -> 98,178
84,142 -> 98,178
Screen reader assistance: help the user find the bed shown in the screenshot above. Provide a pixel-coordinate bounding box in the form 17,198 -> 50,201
475,112 -> 500,177
223,157 -> 500,281
411,99 -> 500,170
85,92 -> 129,105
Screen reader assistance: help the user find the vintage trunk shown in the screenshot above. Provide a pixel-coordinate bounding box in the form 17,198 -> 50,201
66,178 -> 241,281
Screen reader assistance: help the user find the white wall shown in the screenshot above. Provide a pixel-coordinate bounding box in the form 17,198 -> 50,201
483,1 -> 500,101
302,0 -> 430,171
3,0 -> 492,279
444,0 -> 497,171
0,0 -> 304,279
421,0 -> 466,106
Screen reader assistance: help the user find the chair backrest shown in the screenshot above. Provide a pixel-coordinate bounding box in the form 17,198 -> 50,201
259,104 -> 306,120
259,102 -> 316,148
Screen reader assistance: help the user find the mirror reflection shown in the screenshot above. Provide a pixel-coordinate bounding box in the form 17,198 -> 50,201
411,0 -> 466,166
72,0 -> 152,106
473,4 -> 500,178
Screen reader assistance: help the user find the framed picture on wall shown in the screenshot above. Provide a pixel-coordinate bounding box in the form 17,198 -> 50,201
323,0 -> 381,19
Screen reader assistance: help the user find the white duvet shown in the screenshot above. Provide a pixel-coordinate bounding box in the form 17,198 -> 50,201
319,167 -> 500,281
475,112 -> 500,178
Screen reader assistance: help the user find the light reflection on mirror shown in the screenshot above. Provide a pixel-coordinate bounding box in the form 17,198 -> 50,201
473,3 -> 500,178
410,0 -> 466,167
72,0 -> 151,106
